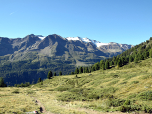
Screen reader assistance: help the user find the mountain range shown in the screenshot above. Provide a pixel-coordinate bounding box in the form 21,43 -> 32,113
0,34 -> 133,60
0,34 -> 133,85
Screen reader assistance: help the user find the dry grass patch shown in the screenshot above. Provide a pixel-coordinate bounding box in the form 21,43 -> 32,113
0,87 -> 40,114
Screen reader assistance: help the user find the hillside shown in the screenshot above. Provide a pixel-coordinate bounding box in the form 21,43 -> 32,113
0,34 -> 132,86
1,57 -> 152,114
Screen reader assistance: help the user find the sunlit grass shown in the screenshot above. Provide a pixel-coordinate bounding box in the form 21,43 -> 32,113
1,58 -> 152,113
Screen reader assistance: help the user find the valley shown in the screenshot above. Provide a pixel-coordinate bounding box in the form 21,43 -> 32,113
0,34 -> 132,86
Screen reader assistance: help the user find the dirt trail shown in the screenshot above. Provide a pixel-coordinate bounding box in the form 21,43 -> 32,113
31,96 -> 148,114
32,96 -> 54,114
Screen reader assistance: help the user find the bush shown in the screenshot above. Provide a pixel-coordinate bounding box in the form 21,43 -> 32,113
101,87 -> 117,94
143,106 -> 152,113
130,104 -> 141,111
58,92 -> 86,101
26,90 -> 35,94
124,99 -> 130,105
55,86 -> 70,92
109,99 -> 125,107
89,104 -> 97,108
12,89 -> 20,94
131,81 -> 139,84
120,81 -> 127,85
69,88 -> 84,92
113,75 -> 119,78
87,94 -> 100,100
108,80 -> 119,86
128,94 -> 137,99
118,105 -> 131,112
137,91 -> 152,100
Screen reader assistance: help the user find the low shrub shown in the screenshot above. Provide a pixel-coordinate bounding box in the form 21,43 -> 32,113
118,105 -> 131,112
140,75 -> 150,79
69,88 -> 84,93
123,99 -> 130,105
55,86 -> 70,92
87,93 -> 100,100
137,91 -> 152,100
120,81 -> 127,85
128,94 -> 137,99
108,80 -> 119,86
113,75 -> 119,78
143,106 -> 152,113
101,87 -> 118,94
108,99 -> 125,107
89,104 -> 97,108
12,89 -> 20,94
26,90 -> 35,94
48,89 -> 54,91
118,104 -> 152,112
57,92 -> 86,101
130,81 -> 139,84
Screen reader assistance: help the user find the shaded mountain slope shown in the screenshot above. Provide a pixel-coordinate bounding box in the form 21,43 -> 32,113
0,34 -> 132,86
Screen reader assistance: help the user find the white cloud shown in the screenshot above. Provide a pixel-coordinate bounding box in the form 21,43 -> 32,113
10,12 -> 15,15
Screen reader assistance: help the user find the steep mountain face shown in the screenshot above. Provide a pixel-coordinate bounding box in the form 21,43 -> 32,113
0,34 -> 133,86
0,34 -> 133,61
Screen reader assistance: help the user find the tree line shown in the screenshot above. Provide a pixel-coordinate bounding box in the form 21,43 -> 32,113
1,37 -> 152,87
72,37 -> 152,74
47,71 -> 62,79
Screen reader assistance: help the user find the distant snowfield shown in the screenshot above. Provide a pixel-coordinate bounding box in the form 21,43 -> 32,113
66,37 -> 109,47
37,35 -> 131,48
37,35 -> 46,40
39,36 -> 46,40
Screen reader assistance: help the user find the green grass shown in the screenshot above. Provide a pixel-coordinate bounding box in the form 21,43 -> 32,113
2,58 -> 152,113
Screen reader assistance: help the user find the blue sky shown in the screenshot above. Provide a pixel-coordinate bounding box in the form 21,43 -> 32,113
0,0 -> 152,45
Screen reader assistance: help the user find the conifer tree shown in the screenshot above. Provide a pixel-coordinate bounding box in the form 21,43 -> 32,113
110,61 -> 114,67
114,61 -> 117,66
25,82 -> 30,87
125,56 -> 129,63
92,66 -> 95,71
47,70 -> 53,79
0,77 -> 7,87
149,48 -> 152,58
85,67 -> 89,73
14,84 -> 17,87
100,60 -> 104,69
105,60 -> 109,69
79,67 -> 83,74
83,67 -> 86,73
134,55 -> 138,63
102,63 -> 105,70
117,59 -> 122,67
121,57 -> 125,65
129,56 -> 134,62
75,68 -> 79,74
71,72 -> 74,75
37,78 -> 41,83
144,51 -> 148,59
54,72 -> 56,76
112,56 -> 116,62
95,62 -> 100,70
59,71 -> 62,76
139,54 -> 144,60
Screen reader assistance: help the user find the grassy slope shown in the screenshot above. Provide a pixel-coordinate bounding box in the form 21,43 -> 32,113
1,58 -> 152,113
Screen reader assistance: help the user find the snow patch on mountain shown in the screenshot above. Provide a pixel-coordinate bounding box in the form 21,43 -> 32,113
36,35 -> 46,40
66,37 -> 82,41
66,37 -> 109,47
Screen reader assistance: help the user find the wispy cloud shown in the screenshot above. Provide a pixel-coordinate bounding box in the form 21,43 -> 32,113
10,12 -> 15,15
